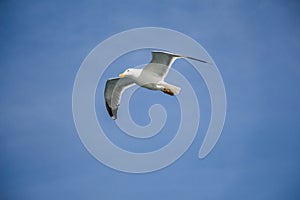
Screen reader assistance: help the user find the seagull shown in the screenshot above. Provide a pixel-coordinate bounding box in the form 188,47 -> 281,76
104,51 -> 209,119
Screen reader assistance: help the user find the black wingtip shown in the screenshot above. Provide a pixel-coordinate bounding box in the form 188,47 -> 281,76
105,102 -> 113,117
105,102 -> 117,120
184,56 -> 211,64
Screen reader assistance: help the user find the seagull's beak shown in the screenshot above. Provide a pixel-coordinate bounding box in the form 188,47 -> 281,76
119,73 -> 125,78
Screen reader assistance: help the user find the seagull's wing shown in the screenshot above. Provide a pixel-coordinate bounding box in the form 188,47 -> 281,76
104,77 -> 135,120
143,51 -> 178,80
143,51 -> 210,80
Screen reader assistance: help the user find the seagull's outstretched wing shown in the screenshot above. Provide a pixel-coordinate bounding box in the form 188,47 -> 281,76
143,51 -> 178,80
143,51 -> 209,80
104,77 -> 135,120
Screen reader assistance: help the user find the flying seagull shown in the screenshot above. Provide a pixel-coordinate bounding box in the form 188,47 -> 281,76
104,51 -> 209,119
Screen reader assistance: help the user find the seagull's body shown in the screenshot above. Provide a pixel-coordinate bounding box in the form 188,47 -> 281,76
104,51 -> 209,119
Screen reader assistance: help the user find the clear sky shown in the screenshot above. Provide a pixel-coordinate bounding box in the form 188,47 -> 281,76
1,0 -> 300,199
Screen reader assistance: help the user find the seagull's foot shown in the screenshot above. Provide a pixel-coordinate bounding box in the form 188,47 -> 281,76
161,88 -> 174,96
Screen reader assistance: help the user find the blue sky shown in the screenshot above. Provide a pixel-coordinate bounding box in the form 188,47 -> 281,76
1,0 -> 300,199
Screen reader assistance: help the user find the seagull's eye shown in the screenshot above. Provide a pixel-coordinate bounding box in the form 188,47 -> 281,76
127,70 -> 129,72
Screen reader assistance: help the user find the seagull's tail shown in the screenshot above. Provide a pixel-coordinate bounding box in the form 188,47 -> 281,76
161,83 -> 181,96
169,84 -> 181,95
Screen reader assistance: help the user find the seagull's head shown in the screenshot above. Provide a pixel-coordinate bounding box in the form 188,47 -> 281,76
119,68 -> 135,78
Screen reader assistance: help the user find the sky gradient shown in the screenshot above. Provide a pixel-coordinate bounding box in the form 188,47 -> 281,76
1,0 -> 300,199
